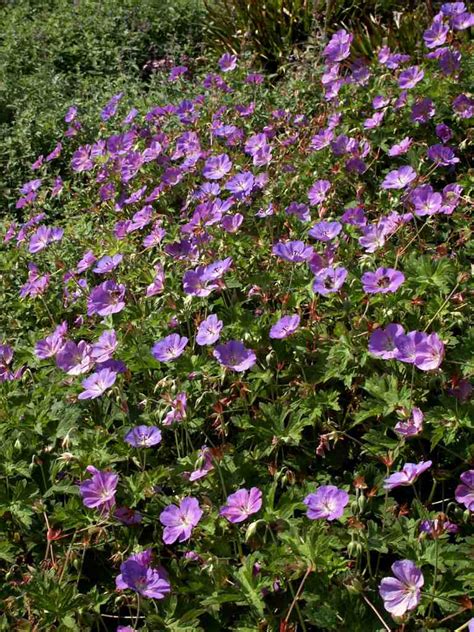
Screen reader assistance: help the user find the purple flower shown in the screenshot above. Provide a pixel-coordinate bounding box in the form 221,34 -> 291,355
308,221 -> 342,242
394,331 -> 426,364
308,179 -> 331,206
398,66 -> 424,89
146,264 -> 165,298
304,485 -> 349,521
218,53 -> 237,72
64,105 -> 77,123
309,129 -> 334,151
56,340 -> 93,375
91,330 -> 117,363
451,11 -> 474,30
379,560 -> 424,617
213,340 -> 256,372
453,94 -> 474,119
435,123 -> 452,143
382,166 -> 417,190
272,240 -> 313,263
427,144 -> 459,166
323,29 -> 353,62
78,368 -> 117,400
188,446 -> 214,481
93,254 -> 123,274
383,461 -> 432,490
369,324 -> 405,360
125,425 -> 162,448
361,268 -> 405,294
220,487 -> 262,523
203,154 -> 232,180
116,550 -> 170,600
341,206 -> 366,226
455,470 -> 474,511
88,281 -> 126,317
164,392 -> 187,426
286,202 -> 310,222
410,185 -> 443,216
312,266 -> 347,295
35,323 -> 67,359
423,18 -> 449,48
394,408 -> 424,437
79,465 -> 118,513
387,137 -> 413,157
101,92 -> 123,122
414,333 -> 445,371
225,172 -> 255,198
71,145 -> 93,172
196,314 -> 223,346
151,334 -> 188,362
270,315 -> 300,339
221,213 -> 243,233
411,98 -> 435,123
77,250 -> 97,273
160,497 -> 203,544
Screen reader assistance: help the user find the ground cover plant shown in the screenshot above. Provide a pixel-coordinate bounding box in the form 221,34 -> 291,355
1,2 -> 474,630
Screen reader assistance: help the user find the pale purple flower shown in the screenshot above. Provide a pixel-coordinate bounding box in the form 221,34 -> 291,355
308,179 -> 331,205
394,408 -> 424,437
414,333 -> 445,371
361,268 -> 405,294
410,185 -> 443,216
101,92 -> 123,122
323,29 -> 353,62
20,265 -> 50,299
79,465 -> 118,513
151,334 -> 188,362
35,322 -> 67,359
387,137 -> 413,157
455,470 -> 474,511
272,240 -> 313,263
453,94 -> 474,119
435,123 -> 452,143
427,144 -> 459,166
308,221 -> 342,242
188,447 -> 214,481
28,226 -> 52,253
213,340 -> 256,372
91,330 -> 117,363
64,105 -> 77,123
125,425 -> 162,448
196,314 -> 223,346
218,53 -> 237,72
71,145 -> 93,172
411,98 -> 435,123
393,331 -> 426,364
451,11 -> 474,30
93,254 -> 123,274
286,202 -> 310,222
383,461 -> 432,490
309,129 -> 334,151
203,154 -> 232,180
160,497 -> 203,544
116,550 -> 171,599
369,324 -> 405,360
341,206 -> 366,226
163,393 -> 187,426
146,264 -> 165,297
304,485 -> 349,521
76,250 -> 97,273
114,507 -> 142,525
423,18 -> 449,48
78,368 -> 117,400
398,66 -> 424,89
382,166 -> 417,190
220,487 -> 262,523
312,266 -> 347,295
225,172 -> 254,198
88,281 -> 126,317
56,340 -> 93,375
379,560 -> 424,616
440,3 -> 466,17
270,315 -> 300,339
221,213 -> 243,233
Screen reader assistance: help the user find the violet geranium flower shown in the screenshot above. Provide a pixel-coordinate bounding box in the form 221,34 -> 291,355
218,53 -> 237,72
361,268 -> 405,294
203,154 -> 232,180
79,465 -> 118,513
269,315 -> 300,340
159,497 -> 203,544
382,166 -> 417,190
91,330 -> 117,363
304,485 -> 349,521
383,461 -> 432,490
272,240 -> 314,263
312,266 -> 348,295
93,254 -> 123,274
308,221 -> 342,242
369,324 -> 405,360
220,487 -> 262,523
379,560 -> 424,617
78,368 -> 117,400
196,314 -> 223,346
394,408 -> 424,437
455,470 -> 474,511
116,550 -> 171,600
125,425 -> 162,448
87,280 -> 126,317
213,340 -> 256,372
151,334 -> 188,362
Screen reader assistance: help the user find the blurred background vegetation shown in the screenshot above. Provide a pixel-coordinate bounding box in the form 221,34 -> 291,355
0,0 -> 464,212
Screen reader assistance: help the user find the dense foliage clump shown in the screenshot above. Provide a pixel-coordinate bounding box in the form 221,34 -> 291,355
0,3 -> 473,630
